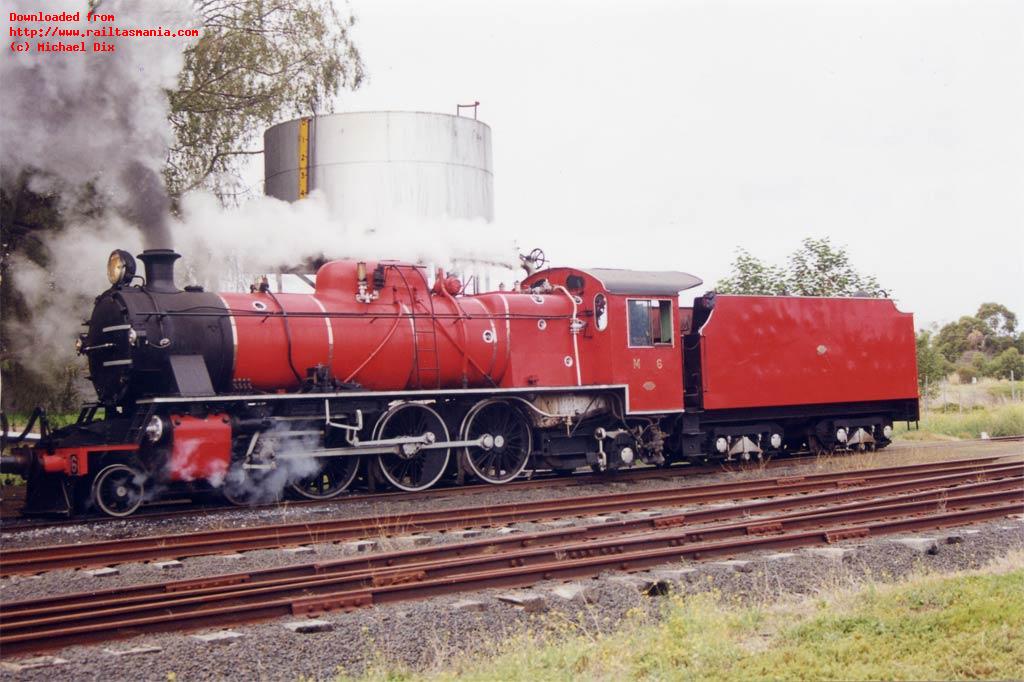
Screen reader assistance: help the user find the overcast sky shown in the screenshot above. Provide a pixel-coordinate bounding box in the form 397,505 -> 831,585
302,0 -> 1022,329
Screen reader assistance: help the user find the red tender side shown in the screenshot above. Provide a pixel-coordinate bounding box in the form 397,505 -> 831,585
698,296 -> 919,410
167,414 -> 232,483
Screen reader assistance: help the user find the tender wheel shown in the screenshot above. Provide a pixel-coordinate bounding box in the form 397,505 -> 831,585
289,457 -> 360,500
460,399 -> 533,484
91,463 -> 145,517
221,465 -> 282,506
374,403 -> 451,492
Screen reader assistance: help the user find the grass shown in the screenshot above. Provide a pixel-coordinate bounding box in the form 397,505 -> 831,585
986,380 -> 1024,401
3,411 -> 80,431
922,378 -> 1024,410
895,402 -> 1024,440
350,553 -> 1024,681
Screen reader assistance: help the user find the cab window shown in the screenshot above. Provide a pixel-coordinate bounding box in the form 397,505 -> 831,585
627,299 -> 673,346
594,293 -> 608,331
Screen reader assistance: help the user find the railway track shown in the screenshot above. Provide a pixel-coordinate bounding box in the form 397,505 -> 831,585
3,435 -> 1021,532
1,463 -> 1020,655
1,454 -> 1018,575
0,456 -> 809,531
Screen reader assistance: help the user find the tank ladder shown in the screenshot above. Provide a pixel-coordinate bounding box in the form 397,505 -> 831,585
394,266 -> 442,389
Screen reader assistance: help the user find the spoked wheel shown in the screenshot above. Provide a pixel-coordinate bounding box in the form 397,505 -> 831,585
460,399 -> 533,484
374,403 -> 451,492
289,457 -> 361,500
221,465 -> 282,506
91,463 -> 145,517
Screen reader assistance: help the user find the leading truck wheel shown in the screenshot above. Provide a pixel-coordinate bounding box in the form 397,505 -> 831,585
91,463 -> 145,517
289,457 -> 361,500
460,399 -> 533,484
374,403 -> 451,492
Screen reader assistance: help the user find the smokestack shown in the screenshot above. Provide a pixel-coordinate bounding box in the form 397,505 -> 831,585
138,249 -> 181,293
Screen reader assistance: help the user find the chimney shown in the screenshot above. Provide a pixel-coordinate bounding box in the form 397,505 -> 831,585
138,249 -> 181,293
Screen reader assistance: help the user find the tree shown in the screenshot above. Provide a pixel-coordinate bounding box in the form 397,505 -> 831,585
915,330 -> 950,397
713,249 -> 788,296
990,347 -> 1024,380
935,303 -> 1020,364
716,237 -> 887,297
976,302 -> 1017,336
166,0 -> 365,200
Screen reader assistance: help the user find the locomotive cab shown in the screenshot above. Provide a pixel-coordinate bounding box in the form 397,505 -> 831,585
521,267 -> 702,414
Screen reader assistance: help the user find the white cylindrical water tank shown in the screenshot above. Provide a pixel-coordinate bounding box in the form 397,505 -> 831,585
264,111 -> 494,226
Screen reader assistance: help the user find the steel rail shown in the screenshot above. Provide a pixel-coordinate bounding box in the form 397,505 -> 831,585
1,459 -> 1017,574
5,442 -> 1017,532
4,488 -> 1019,628
2,457 -> 1020,575
8,490 -> 1019,635
1,495 -> 1019,655
4,474 -> 1020,621
0,453 -> 835,531
3,448 -> 956,531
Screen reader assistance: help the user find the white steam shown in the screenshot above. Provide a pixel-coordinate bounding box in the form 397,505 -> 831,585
173,190 -> 517,290
220,424 -> 324,505
7,217 -> 144,383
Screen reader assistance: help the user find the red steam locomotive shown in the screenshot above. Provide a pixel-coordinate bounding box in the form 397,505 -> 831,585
2,248 -> 919,516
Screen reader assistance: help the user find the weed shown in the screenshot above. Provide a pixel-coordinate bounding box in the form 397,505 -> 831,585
346,552 -> 1024,681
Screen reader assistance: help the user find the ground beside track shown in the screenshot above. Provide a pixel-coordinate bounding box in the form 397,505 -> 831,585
0,441 -> 1020,679
1,520 -> 1021,680
1,439 -> 1020,551
369,551 -> 1024,681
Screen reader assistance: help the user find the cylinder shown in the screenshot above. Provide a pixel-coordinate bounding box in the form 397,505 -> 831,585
264,111 -> 494,226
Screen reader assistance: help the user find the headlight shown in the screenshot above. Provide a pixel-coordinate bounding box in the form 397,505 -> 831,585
769,433 -> 782,449
107,249 -> 137,286
144,415 -> 165,443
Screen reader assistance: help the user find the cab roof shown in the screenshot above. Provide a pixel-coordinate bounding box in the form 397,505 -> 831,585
582,268 -> 703,296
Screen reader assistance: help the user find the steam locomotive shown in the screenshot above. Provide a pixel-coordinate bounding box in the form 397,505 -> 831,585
2,248 -> 919,516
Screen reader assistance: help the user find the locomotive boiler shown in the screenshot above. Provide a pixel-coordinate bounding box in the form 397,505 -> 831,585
2,248 -> 920,517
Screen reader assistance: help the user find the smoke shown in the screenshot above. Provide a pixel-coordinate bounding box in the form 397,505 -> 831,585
0,0 -> 195,247
121,162 -> 173,250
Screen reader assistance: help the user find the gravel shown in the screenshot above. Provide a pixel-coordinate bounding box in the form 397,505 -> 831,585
0,440 -> 1020,680
0,519 -> 1021,681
